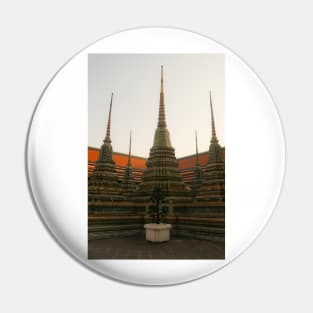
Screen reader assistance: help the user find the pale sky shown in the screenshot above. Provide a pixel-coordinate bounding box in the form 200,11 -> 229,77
88,54 -> 224,158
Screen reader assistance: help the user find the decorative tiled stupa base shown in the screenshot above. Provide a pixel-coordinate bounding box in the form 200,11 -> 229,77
144,223 -> 172,243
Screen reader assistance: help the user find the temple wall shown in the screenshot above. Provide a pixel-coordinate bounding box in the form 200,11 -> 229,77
88,201 -> 224,242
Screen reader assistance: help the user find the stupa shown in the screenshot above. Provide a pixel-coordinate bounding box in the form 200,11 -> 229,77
197,92 -> 225,201
135,66 -> 189,201
191,131 -> 204,197
88,93 -> 123,206
121,131 -> 136,195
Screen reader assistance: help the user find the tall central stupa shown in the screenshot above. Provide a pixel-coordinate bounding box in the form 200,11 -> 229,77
135,66 -> 189,201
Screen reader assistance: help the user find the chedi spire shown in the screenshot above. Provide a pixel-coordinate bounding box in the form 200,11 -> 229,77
104,92 -> 113,143
122,131 -> 136,194
152,66 -> 172,148
210,91 -> 218,144
135,66 -> 188,200
158,65 -> 167,128
127,131 -> 132,166
195,130 -> 200,166
88,92 -> 122,204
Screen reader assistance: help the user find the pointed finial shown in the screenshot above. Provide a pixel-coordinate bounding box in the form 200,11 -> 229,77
158,65 -> 167,127
127,131 -> 132,166
195,130 -> 200,166
104,92 -> 113,143
161,65 -> 164,93
210,91 -> 218,144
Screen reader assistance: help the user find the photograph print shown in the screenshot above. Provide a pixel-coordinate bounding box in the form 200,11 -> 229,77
88,54 -> 225,259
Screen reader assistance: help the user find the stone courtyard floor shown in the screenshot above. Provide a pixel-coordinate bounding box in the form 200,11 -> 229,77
88,236 -> 225,259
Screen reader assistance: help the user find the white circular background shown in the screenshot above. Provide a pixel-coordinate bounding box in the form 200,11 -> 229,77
26,28 -> 285,286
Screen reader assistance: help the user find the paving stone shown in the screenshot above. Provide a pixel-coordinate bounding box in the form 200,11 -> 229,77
88,236 -> 224,259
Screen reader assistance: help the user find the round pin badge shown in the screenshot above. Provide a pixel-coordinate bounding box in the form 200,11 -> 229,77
26,27 -> 285,286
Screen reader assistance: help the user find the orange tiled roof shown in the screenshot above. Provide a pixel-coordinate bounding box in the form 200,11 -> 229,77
88,147 -> 147,169
88,147 -> 225,170
178,153 -> 208,169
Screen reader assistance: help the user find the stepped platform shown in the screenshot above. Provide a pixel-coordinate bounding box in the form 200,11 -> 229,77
88,207 -> 224,242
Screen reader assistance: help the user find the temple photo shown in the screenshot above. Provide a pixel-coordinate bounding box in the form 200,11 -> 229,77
88,54 -> 225,259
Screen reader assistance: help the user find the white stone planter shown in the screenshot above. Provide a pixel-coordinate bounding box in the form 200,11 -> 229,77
144,223 -> 172,243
